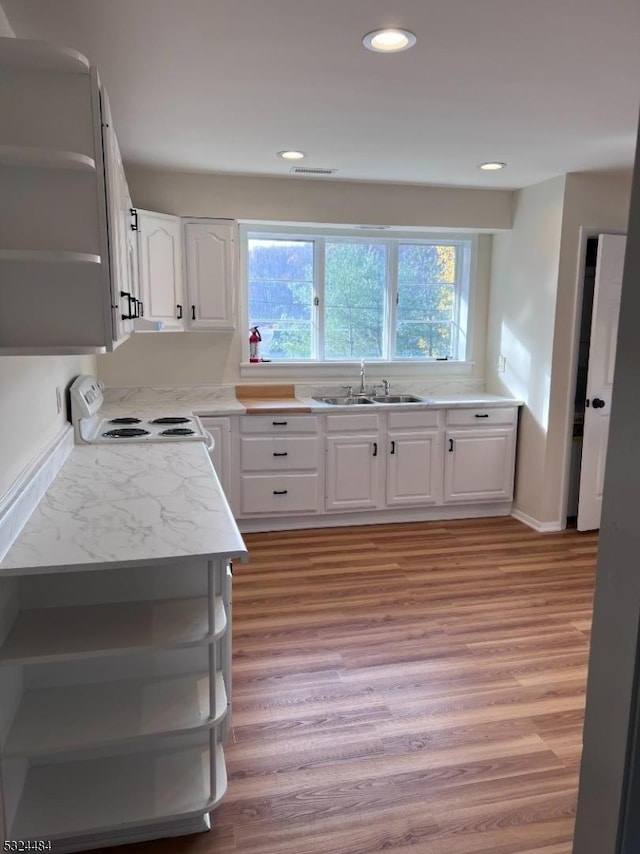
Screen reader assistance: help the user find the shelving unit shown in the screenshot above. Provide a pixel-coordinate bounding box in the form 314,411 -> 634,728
0,557 -> 235,851
0,35 -> 137,354
10,743 -> 228,844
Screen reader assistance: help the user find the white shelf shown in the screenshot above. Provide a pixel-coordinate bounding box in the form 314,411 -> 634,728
0,250 -> 101,264
4,671 -> 228,757
10,744 -> 227,843
0,596 -> 226,665
0,146 -> 96,171
0,38 -> 90,74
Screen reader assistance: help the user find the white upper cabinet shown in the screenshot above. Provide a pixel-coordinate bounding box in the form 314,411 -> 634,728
184,219 -> 237,331
137,210 -> 185,331
0,37 -> 133,354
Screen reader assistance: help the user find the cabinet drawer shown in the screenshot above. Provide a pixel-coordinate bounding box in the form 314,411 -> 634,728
326,413 -> 379,433
240,436 -> 319,471
445,407 -> 517,427
387,410 -> 440,429
240,473 -> 319,514
239,415 -> 318,434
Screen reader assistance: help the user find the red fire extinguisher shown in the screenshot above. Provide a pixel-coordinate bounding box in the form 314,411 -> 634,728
249,326 -> 262,363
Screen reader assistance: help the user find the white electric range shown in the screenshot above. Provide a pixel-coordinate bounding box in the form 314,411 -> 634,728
70,375 -> 212,447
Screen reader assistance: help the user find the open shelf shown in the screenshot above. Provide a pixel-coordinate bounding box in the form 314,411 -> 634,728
0,250 -> 101,264
0,596 -> 226,665
9,743 -> 227,843
5,671 -> 228,757
0,146 -> 96,171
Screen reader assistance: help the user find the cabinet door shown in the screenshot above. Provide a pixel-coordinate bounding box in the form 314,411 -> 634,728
444,428 -> 516,503
101,90 -> 134,343
137,210 -> 185,330
184,220 -> 237,331
325,434 -> 380,511
386,430 -> 441,506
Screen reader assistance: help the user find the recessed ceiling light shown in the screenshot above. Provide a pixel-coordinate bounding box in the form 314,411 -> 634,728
479,161 -> 507,171
363,28 -> 417,53
277,150 -> 306,160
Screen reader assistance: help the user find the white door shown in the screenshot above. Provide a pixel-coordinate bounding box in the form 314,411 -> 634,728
137,210 -> 185,330
325,434 -> 380,511
184,220 -> 237,330
386,430 -> 441,506
443,429 -> 516,503
578,234 -> 627,531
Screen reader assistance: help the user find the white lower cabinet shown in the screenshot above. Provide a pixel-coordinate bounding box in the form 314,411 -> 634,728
237,415 -> 321,516
234,405 -> 518,526
443,407 -> 517,503
0,558 -> 234,851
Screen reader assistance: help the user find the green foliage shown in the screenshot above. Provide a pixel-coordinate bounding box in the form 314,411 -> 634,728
248,236 -> 458,361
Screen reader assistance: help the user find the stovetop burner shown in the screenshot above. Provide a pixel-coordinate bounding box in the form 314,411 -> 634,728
108,417 -> 142,425
150,417 -> 191,425
160,428 -> 196,436
102,428 -> 151,438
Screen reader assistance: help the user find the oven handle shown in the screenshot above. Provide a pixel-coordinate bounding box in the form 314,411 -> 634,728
204,430 -> 215,452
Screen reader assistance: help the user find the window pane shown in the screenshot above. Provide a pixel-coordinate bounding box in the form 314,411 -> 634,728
324,242 -> 386,359
396,244 -> 456,358
248,238 -> 314,360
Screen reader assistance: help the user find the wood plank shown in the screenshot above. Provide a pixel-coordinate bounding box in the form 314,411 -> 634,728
113,518 -> 596,854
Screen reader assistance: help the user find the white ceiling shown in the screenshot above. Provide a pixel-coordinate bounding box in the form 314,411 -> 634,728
3,0 -> 640,189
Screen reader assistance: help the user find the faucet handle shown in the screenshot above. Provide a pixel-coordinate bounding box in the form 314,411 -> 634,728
382,378 -> 391,395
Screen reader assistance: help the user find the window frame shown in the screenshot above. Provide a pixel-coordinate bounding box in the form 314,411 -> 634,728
239,223 -> 478,375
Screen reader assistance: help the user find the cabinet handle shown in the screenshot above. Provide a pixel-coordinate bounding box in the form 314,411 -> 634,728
138,300 -> 144,318
449,438 -> 454,452
177,304 -> 183,320
273,489 -> 288,495
120,291 -> 136,320
372,442 -> 378,457
130,208 -> 138,232
191,305 -> 196,320
474,413 -> 489,418
272,421 -> 288,426
390,440 -> 395,455
273,451 -> 288,456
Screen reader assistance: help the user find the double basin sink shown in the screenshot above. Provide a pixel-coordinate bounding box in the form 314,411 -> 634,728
313,394 -> 427,406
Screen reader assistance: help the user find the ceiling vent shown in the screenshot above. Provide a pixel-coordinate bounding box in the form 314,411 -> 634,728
289,166 -> 337,175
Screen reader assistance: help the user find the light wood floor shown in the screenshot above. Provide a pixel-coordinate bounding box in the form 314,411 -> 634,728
135,517 -> 598,854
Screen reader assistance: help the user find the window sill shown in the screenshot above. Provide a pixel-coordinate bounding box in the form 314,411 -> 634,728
240,360 -> 475,380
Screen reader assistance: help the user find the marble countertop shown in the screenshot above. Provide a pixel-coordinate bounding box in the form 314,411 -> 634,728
1,443 -> 247,575
100,387 -> 522,419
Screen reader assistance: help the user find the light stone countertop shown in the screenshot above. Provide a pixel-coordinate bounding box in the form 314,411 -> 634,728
99,386 -> 522,419
0,443 -> 247,575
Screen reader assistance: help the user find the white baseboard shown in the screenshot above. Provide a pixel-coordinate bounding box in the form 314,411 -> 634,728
238,502 -> 513,534
51,812 -> 211,853
0,425 -> 74,563
511,508 -> 563,533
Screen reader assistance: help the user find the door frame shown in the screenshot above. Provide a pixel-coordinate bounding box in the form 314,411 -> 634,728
560,226 -> 627,526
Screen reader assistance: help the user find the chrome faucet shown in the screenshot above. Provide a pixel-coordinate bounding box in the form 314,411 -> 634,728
359,359 -> 366,395
382,378 -> 391,396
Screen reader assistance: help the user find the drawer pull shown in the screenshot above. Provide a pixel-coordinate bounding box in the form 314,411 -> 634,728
272,421 -> 288,426
273,489 -> 288,495
273,451 -> 288,456
474,413 -> 489,418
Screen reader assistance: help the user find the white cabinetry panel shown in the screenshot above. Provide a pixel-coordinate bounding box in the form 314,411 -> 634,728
137,210 -> 184,330
325,434 -> 380,511
386,430 -> 441,506
444,428 -> 515,502
184,220 -> 237,331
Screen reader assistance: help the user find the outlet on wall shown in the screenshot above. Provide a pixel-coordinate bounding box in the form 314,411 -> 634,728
497,354 -> 506,373
56,386 -> 62,414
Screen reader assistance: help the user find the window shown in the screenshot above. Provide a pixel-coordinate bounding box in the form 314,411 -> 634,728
245,227 -> 473,362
